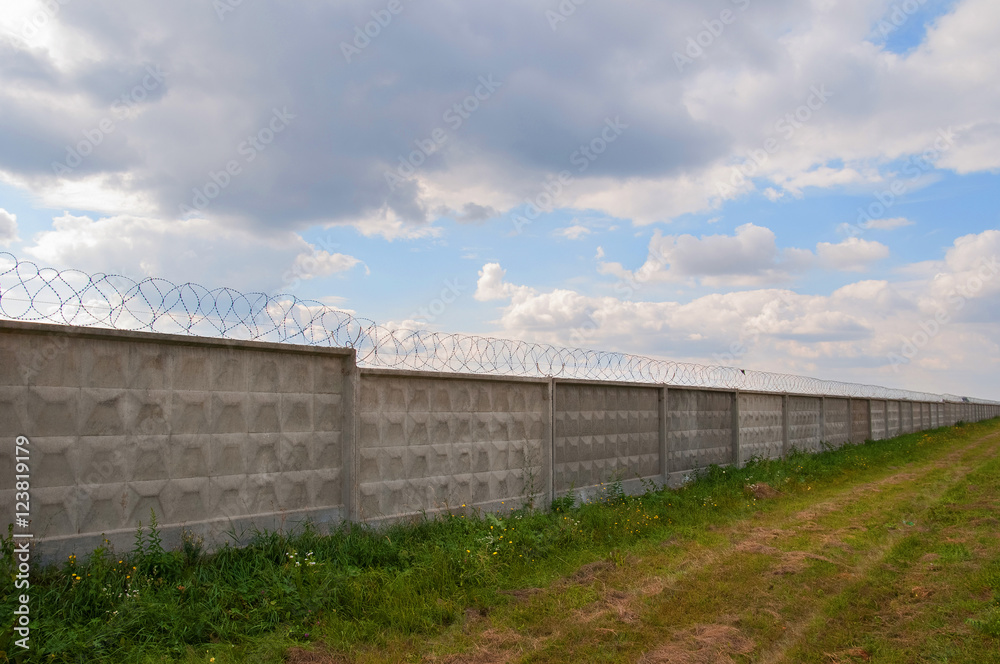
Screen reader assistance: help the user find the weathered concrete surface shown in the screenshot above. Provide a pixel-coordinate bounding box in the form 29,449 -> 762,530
0,320 -> 352,562
871,400 -> 886,441
738,393 -> 784,463
946,403 -> 957,426
788,396 -> 822,453
554,383 -> 659,496
851,399 -> 871,443
824,398 -> 851,446
666,389 -> 733,484
357,371 -> 547,520
902,401 -> 915,433
886,401 -> 901,438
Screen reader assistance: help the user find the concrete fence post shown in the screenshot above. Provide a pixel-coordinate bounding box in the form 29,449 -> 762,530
732,390 -> 741,467
820,396 -> 827,445
847,398 -> 854,443
343,355 -> 361,524
781,393 -> 790,458
867,398 -> 874,441
545,378 -> 556,508
659,386 -> 669,485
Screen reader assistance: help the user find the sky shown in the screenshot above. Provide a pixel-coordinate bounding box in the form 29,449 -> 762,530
0,0 -> 998,399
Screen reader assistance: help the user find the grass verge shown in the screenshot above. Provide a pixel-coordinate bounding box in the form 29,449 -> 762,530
2,419 -> 998,663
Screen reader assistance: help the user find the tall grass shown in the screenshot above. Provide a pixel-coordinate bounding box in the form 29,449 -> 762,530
1,419 -> 995,662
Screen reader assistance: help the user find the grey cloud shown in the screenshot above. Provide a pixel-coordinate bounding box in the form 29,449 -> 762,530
0,0 -> 810,231
0,208 -> 17,245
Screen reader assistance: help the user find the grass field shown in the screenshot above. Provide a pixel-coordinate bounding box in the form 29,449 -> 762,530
3,419 -> 999,663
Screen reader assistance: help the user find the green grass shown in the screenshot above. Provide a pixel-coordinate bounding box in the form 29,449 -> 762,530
2,419 -> 998,663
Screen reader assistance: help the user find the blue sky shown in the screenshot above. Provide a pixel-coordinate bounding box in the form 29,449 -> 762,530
1,0 -> 998,399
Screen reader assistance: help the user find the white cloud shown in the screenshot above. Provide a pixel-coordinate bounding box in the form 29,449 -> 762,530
554,224 -> 591,240
344,207 -> 443,241
23,212 -> 363,294
601,223 -> 817,288
475,263 -> 514,301
864,217 -> 913,231
474,230 -> 1000,397
817,238 -> 890,272
594,224 -> 902,290
290,250 -> 366,281
642,223 -> 800,286
0,208 -> 17,246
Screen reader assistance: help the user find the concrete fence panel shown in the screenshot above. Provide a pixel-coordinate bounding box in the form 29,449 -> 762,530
665,389 -> 734,485
851,399 -> 871,443
357,370 -> 547,521
871,400 -> 887,441
886,401 -> 901,438
553,382 -> 660,498
788,396 -> 822,453
824,398 -> 851,446
0,321 -> 353,562
737,393 -> 784,463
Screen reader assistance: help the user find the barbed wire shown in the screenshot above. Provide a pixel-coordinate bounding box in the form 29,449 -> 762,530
1,252 -> 995,404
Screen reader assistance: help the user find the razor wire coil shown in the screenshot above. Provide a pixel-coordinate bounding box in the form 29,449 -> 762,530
1,252 -> 994,405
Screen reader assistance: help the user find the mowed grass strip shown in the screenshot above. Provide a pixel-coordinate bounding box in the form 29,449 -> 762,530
778,432 -> 1000,663
349,421 -> 1000,664
2,420 -> 998,663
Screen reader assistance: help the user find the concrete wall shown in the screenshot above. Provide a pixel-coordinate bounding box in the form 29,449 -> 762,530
2,320 -> 998,561
554,382 -> 659,498
886,401 -> 900,438
666,389 -> 734,485
851,399 -> 870,443
788,396 -> 823,453
738,393 -> 784,463
824,398 -> 851,446
902,401 -> 915,433
0,321 -> 353,562
357,370 -> 547,520
871,400 -> 886,441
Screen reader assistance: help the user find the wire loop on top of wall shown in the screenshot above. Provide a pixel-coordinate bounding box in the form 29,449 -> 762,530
0,252 -> 993,404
